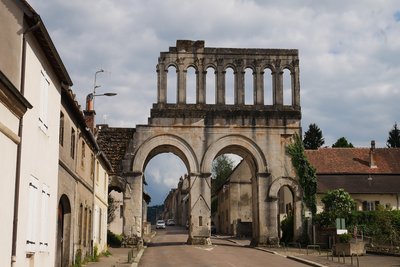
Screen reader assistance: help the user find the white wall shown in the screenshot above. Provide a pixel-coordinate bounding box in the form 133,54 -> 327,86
14,36 -> 61,267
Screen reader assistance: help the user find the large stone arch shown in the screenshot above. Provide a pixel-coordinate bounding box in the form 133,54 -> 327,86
201,134 -> 267,174
132,134 -> 199,174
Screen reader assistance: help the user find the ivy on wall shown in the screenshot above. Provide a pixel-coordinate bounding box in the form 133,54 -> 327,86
286,133 -> 317,216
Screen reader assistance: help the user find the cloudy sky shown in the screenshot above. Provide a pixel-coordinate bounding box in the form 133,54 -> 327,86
29,0 -> 400,204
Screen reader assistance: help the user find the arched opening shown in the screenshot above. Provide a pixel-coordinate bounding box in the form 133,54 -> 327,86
206,66 -> 216,104
186,66 -> 196,104
283,68 -> 292,106
244,68 -> 254,105
225,67 -> 235,105
57,194 -> 71,267
142,147 -> 189,239
167,65 -> 177,104
278,186 -> 294,243
209,147 -> 258,245
107,176 -> 125,241
264,68 -> 273,105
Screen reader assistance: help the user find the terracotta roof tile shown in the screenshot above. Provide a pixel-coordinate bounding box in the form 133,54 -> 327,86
305,148 -> 400,174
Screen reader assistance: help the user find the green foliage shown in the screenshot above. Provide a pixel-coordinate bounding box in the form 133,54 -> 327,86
281,215 -> 294,244
332,137 -> 354,148
211,154 -> 234,195
73,249 -> 82,267
338,233 -> 352,243
347,210 -> 400,246
107,230 -> 123,247
286,133 -> 317,215
320,189 -> 355,226
303,123 -> 325,149
387,123 -> 400,147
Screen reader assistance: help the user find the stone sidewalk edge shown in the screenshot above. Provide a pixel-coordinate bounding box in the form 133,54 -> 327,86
253,247 -> 327,267
226,238 -> 327,267
130,246 -> 146,267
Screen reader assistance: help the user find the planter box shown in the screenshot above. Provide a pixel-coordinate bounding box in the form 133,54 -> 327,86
334,241 -> 366,256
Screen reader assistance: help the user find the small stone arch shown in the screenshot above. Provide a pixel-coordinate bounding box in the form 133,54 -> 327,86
263,64 -> 276,73
200,134 -> 267,174
132,134 -> 199,174
165,62 -> 179,71
204,63 -> 217,71
224,64 -> 237,73
108,175 -> 126,193
268,176 -> 301,200
184,64 -> 199,72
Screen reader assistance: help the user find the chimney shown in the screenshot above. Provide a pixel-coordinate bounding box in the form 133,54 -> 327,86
83,94 -> 96,132
369,140 -> 377,168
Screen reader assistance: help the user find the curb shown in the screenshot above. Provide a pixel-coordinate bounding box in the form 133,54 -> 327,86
130,246 -> 146,267
226,238 -> 327,267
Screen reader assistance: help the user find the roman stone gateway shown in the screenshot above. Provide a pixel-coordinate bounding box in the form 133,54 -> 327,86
115,40 -> 303,245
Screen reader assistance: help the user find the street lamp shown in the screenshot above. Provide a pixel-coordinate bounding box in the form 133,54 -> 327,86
88,69 -> 117,111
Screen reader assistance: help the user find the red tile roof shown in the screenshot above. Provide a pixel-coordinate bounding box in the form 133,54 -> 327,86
305,148 -> 400,175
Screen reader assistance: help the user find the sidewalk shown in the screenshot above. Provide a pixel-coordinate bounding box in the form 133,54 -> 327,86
225,236 -> 400,267
85,247 -> 139,267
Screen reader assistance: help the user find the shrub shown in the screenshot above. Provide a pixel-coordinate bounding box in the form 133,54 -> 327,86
338,233 -> 352,243
107,230 -> 123,247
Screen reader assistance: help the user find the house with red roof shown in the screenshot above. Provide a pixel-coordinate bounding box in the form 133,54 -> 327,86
305,141 -> 400,213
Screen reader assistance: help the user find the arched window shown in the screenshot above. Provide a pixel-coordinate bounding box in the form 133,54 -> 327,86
225,67 -> 234,105
167,65 -> 177,103
206,67 -> 216,104
283,68 -> 292,106
186,66 -> 196,104
244,68 -> 254,105
264,68 -> 273,105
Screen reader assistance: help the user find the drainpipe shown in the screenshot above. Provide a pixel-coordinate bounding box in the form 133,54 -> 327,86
11,20 -> 41,266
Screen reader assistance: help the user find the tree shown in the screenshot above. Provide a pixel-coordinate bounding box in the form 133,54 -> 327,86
287,133 -> 317,215
320,189 -> 355,226
211,154 -> 234,195
303,123 -> 325,149
387,123 -> 400,148
332,137 -> 354,148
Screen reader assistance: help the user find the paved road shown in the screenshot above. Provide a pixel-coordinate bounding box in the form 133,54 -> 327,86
139,226 -> 308,267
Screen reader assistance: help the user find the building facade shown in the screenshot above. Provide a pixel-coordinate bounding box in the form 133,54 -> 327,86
58,90 -> 112,266
305,142 -> 400,213
0,1 -> 73,266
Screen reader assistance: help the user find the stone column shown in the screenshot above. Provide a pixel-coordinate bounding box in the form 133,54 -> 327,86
122,172 -> 143,243
293,198 -> 303,240
177,69 -> 186,104
274,70 -> 284,106
293,60 -> 300,108
216,64 -> 226,104
197,70 -> 206,104
254,69 -> 264,105
187,173 -> 212,245
157,63 -> 167,104
252,172 -> 272,246
266,197 -> 279,244
235,70 -> 245,105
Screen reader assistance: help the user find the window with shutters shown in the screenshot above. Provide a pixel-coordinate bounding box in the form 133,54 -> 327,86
26,176 -> 39,253
59,112 -> 64,146
81,141 -> 86,169
90,153 -> 95,180
39,70 -> 49,132
39,184 -> 50,252
78,204 -> 83,244
70,128 -> 76,159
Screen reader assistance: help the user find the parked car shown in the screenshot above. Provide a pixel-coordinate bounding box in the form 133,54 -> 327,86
156,220 -> 166,229
166,219 -> 175,226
